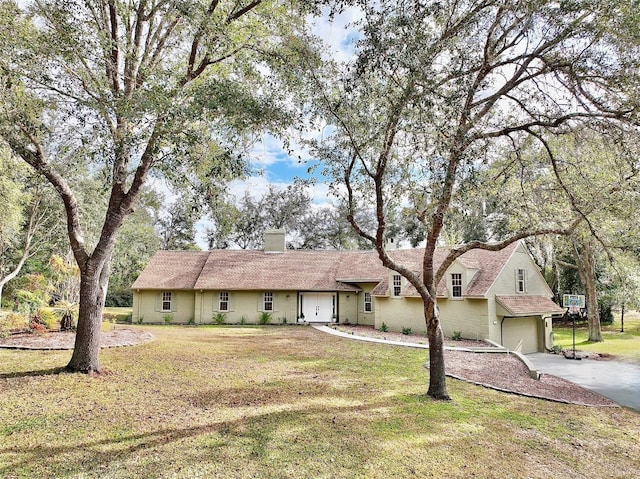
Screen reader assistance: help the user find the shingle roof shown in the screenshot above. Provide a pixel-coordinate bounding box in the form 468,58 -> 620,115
132,241 -> 521,296
194,250 -> 362,291
496,295 -> 566,316
131,251 -> 209,290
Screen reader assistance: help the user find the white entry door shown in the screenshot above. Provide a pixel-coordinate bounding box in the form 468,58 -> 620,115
300,293 -> 335,322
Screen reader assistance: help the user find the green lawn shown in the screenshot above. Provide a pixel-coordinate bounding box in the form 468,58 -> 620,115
553,310 -> 640,362
1,325 -> 639,478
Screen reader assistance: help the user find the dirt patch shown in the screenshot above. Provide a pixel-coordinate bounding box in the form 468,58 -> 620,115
0,328 -> 154,350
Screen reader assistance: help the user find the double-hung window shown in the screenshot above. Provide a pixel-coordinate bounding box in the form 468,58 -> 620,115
264,292 -> 274,311
392,275 -> 402,296
219,292 -> 229,312
451,273 -> 462,298
161,291 -> 172,312
364,292 -> 372,312
516,269 -> 527,293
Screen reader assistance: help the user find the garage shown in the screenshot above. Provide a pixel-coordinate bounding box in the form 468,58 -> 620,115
502,316 -> 541,354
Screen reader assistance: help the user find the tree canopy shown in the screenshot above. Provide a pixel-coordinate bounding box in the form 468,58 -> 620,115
308,0 -> 640,399
0,0 -> 317,372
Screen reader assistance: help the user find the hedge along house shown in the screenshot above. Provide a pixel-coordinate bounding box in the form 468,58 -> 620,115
131,230 -> 564,353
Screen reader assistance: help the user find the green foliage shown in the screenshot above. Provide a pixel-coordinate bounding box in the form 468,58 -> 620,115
599,299 -> 615,325
14,289 -> 45,317
35,308 -> 58,330
163,314 -> 174,324
452,331 -> 463,341
213,313 -> 227,325
402,327 -> 412,335
259,312 -> 272,325
105,289 -> 133,308
240,315 -> 248,325
0,312 -> 27,337
380,322 -> 388,332
137,316 -> 144,325
187,316 -> 195,325
279,316 -> 287,325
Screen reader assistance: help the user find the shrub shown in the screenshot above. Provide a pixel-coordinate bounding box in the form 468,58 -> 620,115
36,309 -> 59,330
188,316 -> 195,325
0,313 -> 28,337
57,301 -> 76,331
452,330 -> 463,341
279,316 -> 287,325
137,316 -> 144,324
163,313 -> 174,324
380,322 -> 388,332
240,315 -> 248,325
401,327 -> 412,335
213,312 -> 226,325
259,311 -> 271,325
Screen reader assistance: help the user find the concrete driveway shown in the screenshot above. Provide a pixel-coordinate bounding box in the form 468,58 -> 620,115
527,353 -> 640,412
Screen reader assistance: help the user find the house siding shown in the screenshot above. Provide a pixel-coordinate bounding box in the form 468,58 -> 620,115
133,290 -> 196,324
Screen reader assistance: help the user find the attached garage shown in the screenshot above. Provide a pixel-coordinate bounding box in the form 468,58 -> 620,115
496,295 -> 565,354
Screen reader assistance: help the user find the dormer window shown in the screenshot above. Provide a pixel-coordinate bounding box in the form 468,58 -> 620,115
392,275 -> 402,296
451,273 -> 462,298
516,269 -> 527,293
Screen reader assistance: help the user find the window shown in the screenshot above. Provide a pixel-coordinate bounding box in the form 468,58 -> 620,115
264,292 -> 274,311
516,269 -> 527,293
392,275 -> 402,296
451,273 -> 462,298
161,291 -> 172,312
364,292 -> 372,312
219,291 -> 229,312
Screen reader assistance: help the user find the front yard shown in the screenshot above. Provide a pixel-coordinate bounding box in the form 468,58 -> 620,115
1,325 -> 639,478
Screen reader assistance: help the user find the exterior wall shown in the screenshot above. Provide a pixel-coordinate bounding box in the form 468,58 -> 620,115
338,292 -> 358,324
438,298 -> 490,341
345,283 -> 378,326
133,290 -> 196,324
201,290 -> 299,324
487,243 -> 553,297
374,296 -> 426,333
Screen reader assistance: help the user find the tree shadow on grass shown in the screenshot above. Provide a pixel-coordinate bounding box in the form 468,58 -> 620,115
0,366 -> 68,379
0,398 -> 398,477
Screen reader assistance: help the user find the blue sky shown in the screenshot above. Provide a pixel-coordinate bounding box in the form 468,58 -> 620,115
193,7 -> 362,247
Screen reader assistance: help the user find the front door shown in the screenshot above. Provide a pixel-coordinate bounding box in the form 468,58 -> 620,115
300,293 -> 335,322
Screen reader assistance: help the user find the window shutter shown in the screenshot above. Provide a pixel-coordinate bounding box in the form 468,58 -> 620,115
171,293 -> 177,312
370,297 -> 375,313
272,293 -> 278,312
228,293 -> 234,312
525,270 -> 528,293
155,293 -> 161,312
257,294 -> 263,312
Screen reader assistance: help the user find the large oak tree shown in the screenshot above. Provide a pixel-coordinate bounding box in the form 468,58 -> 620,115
0,0 -> 313,373
311,0 -> 640,399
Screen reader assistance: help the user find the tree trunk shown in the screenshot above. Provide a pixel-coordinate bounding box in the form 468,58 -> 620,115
66,263 -> 108,373
425,299 -> 450,400
578,244 -> 603,342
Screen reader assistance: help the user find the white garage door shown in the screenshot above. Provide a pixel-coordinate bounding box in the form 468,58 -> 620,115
502,316 -> 540,354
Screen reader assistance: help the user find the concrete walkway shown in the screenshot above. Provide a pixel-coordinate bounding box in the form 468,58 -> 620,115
527,353 -> 640,412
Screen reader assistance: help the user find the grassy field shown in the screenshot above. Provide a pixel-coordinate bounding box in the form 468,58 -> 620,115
1,325 -> 639,478
553,310 -> 640,361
